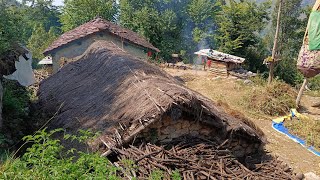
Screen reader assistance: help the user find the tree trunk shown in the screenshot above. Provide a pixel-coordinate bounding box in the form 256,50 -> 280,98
0,79 -> 3,130
296,78 -> 308,107
268,0 -> 283,84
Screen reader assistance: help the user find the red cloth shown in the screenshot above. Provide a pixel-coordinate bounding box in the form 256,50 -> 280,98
207,60 -> 212,68
147,51 -> 152,57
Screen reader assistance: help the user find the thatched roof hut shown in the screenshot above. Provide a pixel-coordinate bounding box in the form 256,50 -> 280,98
39,41 -> 264,158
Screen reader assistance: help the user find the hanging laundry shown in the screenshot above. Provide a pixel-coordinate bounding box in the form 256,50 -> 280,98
308,11 -> 320,51
3,52 -> 36,86
297,2 -> 320,78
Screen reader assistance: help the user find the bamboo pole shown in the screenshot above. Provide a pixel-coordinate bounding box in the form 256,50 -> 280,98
268,0 -> 283,84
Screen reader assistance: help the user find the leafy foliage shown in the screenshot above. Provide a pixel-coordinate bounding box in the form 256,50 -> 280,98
0,128 -> 120,179
27,24 -> 58,61
0,1 -> 23,54
0,128 -> 182,179
60,0 -> 117,32
215,0 -> 271,71
267,0 -> 308,85
119,0 -> 217,60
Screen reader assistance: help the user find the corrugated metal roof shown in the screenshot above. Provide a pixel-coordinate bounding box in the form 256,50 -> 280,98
195,49 -> 245,64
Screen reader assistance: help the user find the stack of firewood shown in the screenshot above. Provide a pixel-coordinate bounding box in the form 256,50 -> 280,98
113,136 -> 294,179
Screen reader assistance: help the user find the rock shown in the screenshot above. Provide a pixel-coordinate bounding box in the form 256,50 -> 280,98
245,147 -> 253,154
162,116 -> 171,126
283,166 -> 290,172
295,173 -> 304,180
243,79 -> 253,85
199,128 -> 211,136
181,121 -> 190,129
174,122 -> 182,129
161,126 -> 175,135
304,172 -> 320,180
190,131 -> 199,136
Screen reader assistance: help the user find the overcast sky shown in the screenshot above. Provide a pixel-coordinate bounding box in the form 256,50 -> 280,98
53,0 -> 64,6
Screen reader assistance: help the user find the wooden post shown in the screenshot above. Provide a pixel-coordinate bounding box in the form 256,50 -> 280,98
268,0 -> 283,84
296,78 -> 308,107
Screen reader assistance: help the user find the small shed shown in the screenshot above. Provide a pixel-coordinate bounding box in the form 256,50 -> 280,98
43,17 -> 160,73
195,49 -> 245,77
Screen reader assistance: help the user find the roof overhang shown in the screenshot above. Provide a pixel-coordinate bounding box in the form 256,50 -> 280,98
195,49 -> 245,64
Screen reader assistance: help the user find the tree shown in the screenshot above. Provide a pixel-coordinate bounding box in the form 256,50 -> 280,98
215,0 -> 271,71
268,0 -> 282,84
0,1 -> 22,54
119,0 -> 218,61
60,0 -> 117,32
27,24 -> 57,61
266,0 -> 307,85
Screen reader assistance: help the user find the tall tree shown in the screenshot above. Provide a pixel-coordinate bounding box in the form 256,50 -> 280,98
119,0 -> 217,60
0,1 -> 23,54
60,0 -> 117,32
27,24 -> 57,61
215,0 -> 271,71
267,0 -> 308,85
268,0 -> 282,84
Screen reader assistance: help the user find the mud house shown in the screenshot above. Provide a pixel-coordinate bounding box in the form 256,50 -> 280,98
43,17 -> 160,73
39,41 -> 264,159
195,49 -> 245,77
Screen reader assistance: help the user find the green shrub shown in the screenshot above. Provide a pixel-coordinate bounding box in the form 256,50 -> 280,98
0,128 -> 183,179
309,76 -> 320,91
0,129 -> 121,180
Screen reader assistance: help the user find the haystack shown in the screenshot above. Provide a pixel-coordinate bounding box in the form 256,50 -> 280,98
39,41 -> 264,159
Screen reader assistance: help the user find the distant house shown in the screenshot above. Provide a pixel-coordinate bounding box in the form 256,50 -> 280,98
195,49 -> 245,77
43,17 -> 160,73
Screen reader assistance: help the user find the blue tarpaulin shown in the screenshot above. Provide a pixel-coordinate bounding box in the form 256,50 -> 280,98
272,122 -> 320,157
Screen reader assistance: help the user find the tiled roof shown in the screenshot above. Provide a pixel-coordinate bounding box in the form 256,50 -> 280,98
44,18 -> 160,55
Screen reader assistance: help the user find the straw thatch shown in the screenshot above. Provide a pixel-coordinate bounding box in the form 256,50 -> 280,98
39,41 -> 264,155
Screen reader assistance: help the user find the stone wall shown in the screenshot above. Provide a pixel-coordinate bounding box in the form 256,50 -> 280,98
140,115 -> 262,159
141,115 -> 215,144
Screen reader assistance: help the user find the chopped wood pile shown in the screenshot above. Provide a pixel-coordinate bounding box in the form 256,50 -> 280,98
113,136 -> 294,180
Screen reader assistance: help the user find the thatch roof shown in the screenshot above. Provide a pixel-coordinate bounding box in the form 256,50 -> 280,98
43,17 -> 160,56
0,44 -> 28,76
39,41 -> 264,153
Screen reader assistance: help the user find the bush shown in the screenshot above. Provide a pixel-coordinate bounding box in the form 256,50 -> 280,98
245,78 -> 297,116
0,129 -> 182,179
0,129 -> 120,180
309,76 -> 320,91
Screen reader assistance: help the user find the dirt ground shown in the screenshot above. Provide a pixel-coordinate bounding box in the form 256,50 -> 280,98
163,67 -> 320,175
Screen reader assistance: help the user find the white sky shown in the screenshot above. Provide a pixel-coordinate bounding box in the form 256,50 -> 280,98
53,0 -> 64,6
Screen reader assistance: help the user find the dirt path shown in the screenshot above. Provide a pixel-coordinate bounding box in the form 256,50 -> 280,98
164,68 -> 320,174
